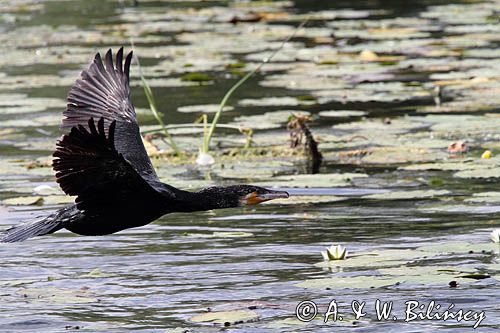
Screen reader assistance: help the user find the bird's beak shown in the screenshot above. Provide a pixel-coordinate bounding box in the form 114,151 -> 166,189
243,190 -> 289,205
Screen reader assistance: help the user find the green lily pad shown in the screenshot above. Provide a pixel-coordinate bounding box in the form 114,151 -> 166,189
378,265 -> 476,277
82,268 -> 112,278
315,249 -> 431,269
419,204 -> 500,214
341,146 -> 444,165
319,110 -> 367,118
416,242 -> 498,254
177,104 -> 233,113
262,195 -> 345,205
398,275 -> 471,286
485,263 -> 500,271
296,276 -> 399,290
2,195 -> 74,206
362,189 -> 450,200
3,196 -> 44,206
399,161 -> 477,171
258,173 -> 368,188
19,287 -> 98,304
0,279 -> 38,287
465,192 -> 500,203
238,97 -> 315,107
454,167 -> 500,179
231,110 -> 309,129
183,232 -> 254,238
180,72 -> 214,83
266,318 -> 309,329
190,310 -> 259,325
41,195 -> 75,205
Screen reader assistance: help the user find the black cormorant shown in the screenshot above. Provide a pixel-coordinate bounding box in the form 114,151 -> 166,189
0,48 -> 289,242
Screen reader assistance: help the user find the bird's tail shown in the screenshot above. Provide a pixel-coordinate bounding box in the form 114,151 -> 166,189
0,213 -> 63,243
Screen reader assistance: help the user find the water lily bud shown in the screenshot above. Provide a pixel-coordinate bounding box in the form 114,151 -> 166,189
481,150 -> 492,159
359,49 -> 378,62
491,229 -> 500,243
196,152 -> 215,166
33,184 -> 58,195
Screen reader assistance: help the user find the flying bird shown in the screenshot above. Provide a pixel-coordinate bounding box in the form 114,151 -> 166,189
0,48 -> 288,242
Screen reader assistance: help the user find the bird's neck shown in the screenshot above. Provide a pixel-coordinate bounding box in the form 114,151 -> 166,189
165,186 -> 239,213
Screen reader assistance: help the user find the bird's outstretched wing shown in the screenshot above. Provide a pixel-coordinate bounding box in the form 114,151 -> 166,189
53,117 -> 161,212
63,47 -> 158,181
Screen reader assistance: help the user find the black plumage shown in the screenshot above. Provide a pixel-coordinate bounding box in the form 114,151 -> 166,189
0,48 -> 288,242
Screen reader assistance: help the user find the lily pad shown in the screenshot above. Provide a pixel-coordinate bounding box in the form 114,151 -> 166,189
0,279 -> 38,287
378,265 -> 476,277
416,242 -> 498,254
262,195 -> 345,205
319,110 -> 367,118
3,196 -> 44,206
177,104 -> 234,113
2,195 -> 74,206
230,110 -> 309,130
296,276 -> 400,290
238,97 -> 316,107
190,310 -> 259,325
315,249 -> 432,269
399,161 -> 477,171
362,189 -> 450,200
19,287 -> 98,304
180,72 -> 214,83
454,167 -> 500,179
465,192 -> 500,203
82,268 -> 112,278
257,173 -> 368,188
183,232 -> 254,238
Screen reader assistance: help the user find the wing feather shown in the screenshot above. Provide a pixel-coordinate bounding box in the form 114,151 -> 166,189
53,118 -> 160,212
62,47 -> 158,181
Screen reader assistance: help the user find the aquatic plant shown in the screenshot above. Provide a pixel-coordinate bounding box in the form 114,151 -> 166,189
491,229 -> 500,243
321,244 -> 348,261
198,19 -> 308,164
482,150 -> 492,159
131,40 -> 181,156
180,72 -> 214,83
132,20 -> 307,163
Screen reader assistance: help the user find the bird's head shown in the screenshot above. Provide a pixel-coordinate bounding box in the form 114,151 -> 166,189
233,185 -> 289,206
195,185 -> 289,209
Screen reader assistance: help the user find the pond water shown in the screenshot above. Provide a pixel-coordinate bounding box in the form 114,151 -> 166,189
0,0 -> 499,332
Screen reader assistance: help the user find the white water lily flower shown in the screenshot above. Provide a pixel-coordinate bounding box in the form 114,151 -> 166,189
196,152 -> 215,166
321,244 -> 348,261
491,229 -> 500,243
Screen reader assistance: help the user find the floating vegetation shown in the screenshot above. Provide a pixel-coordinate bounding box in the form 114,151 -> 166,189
183,231 -> 254,238
177,104 -> 234,114
180,72 -> 214,83
318,110 -> 367,118
300,241 -> 499,291
18,287 -> 98,304
362,189 -> 450,201
256,173 -> 368,188
1,0 -> 500,331
190,310 -> 259,326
